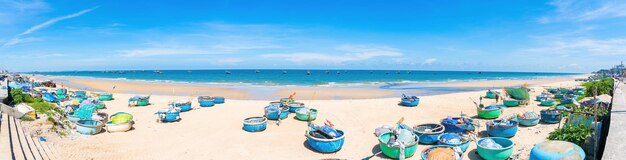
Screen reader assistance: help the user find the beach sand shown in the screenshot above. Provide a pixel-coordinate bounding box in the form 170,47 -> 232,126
32,77 -> 582,160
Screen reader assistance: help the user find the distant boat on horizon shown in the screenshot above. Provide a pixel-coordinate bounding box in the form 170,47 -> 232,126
282,71 -> 287,74
225,71 -> 231,74
255,70 -> 260,73
154,70 -> 164,74
306,70 -> 311,75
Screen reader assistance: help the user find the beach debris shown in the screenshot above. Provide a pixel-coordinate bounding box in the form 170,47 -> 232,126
375,125 -> 393,137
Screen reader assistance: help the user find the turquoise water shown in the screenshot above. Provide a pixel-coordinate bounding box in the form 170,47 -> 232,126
32,70 -> 578,87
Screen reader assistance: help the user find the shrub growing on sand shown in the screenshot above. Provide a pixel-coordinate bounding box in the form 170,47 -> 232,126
548,124 -> 592,147
582,78 -> 613,97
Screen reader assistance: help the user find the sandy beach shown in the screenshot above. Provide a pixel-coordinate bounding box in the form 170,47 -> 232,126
24,76 -> 583,160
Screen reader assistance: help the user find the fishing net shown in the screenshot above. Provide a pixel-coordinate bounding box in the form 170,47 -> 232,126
505,87 -> 530,100
74,104 -> 97,119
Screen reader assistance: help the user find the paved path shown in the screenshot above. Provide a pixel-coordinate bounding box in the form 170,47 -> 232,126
603,79 -> 626,160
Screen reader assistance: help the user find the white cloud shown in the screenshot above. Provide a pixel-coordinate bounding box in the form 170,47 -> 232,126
0,0 -> 50,25
540,0 -> 626,23
261,44 -> 402,64
2,37 -> 42,46
18,7 -> 98,36
119,47 -> 211,57
422,58 -> 437,65
524,38 -> 626,55
216,58 -> 243,65
2,6 -> 98,46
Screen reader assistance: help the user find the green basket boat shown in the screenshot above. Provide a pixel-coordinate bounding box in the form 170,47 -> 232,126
503,99 -> 519,107
477,106 -> 502,119
378,132 -> 419,159
540,99 -> 555,106
97,92 -> 113,101
295,108 -> 317,121
129,96 -> 150,107
485,91 -> 499,99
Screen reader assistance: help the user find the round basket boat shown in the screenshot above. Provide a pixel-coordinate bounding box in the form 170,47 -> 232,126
437,133 -> 470,153
509,116 -> 540,127
306,129 -> 345,153
295,108 -> 317,121
540,109 -> 562,124
476,137 -> 515,160
486,120 -> 519,138
420,145 -> 463,160
530,140 -> 585,160
243,117 -> 267,132
213,97 -> 225,104
156,109 -> 180,122
105,121 -> 132,133
198,96 -> 215,107
378,132 -> 419,159
503,98 -> 520,107
173,102 -> 192,112
76,120 -> 104,135
400,97 -> 420,107
413,123 -> 445,144
265,106 -> 289,120
486,91 -> 498,99
540,99 -> 556,106
288,102 -> 306,113
477,106 -> 502,119
97,92 -> 113,101
440,117 -> 475,133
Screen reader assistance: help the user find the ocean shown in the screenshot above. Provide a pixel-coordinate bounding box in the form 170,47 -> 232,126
31,70 -> 579,87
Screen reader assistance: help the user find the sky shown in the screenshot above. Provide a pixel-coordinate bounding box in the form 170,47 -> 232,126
1,0 -> 625,72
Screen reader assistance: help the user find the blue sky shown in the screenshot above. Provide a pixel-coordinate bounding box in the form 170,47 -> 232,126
1,0 -> 625,72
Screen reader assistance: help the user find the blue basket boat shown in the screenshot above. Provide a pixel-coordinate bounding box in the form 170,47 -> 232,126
197,96 -> 215,107
509,116 -> 540,127
476,137 -> 515,160
440,117 -> 475,133
400,95 -> 420,107
288,102 -> 306,113
420,145 -> 463,160
75,120 -> 103,135
265,105 -> 289,120
540,109 -> 562,124
213,97 -> 225,104
306,129 -> 345,153
171,100 -> 192,112
486,120 -> 519,138
437,133 -> 470,153
413,123 -> 445,144
156,108 -> 181,122
307,129 -> 345,153
530,140 -> 585,160
243,117 -> 267,132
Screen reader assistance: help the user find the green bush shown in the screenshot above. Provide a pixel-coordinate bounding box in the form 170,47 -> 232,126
548,124 -> 592,146
10,88 -> 26,104
582,78 -> 614,97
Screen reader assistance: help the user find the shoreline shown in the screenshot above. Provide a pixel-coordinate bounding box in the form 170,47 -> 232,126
37,76 -> 584,159
32,74 -> 588,100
